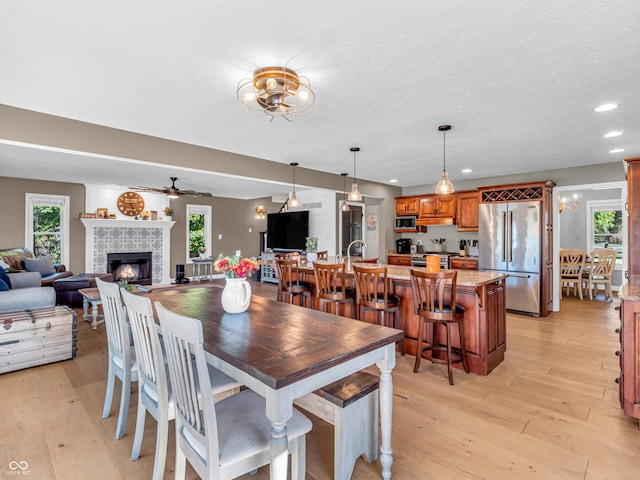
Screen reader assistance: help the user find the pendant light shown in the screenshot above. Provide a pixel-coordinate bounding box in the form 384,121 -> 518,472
340,172 -> 350,211
435,125 -> 455,194
348,147 -> 362,201
289,162 -> 301,208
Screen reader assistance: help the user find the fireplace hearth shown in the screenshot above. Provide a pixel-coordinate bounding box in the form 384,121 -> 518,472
107,252 -> 152,285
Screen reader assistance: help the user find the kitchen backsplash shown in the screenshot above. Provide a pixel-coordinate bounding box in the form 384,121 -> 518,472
398,224 -> 479,253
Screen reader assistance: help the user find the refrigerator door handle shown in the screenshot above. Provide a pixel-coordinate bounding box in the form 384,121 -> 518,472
509,273 -> 531,278
501,211 -> 507,262
508,210 -> 514,262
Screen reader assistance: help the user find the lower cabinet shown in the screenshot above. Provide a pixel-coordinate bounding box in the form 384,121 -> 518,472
449,257 -> 478,270
387,255 -> 411,266
619,291 -> 640,421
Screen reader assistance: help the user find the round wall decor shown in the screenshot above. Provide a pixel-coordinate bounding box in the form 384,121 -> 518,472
117,192 -> 145,216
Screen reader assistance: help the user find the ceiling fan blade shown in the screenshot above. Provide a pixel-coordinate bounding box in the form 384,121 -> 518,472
130,186 -> 166,193
181,190 -> 213,197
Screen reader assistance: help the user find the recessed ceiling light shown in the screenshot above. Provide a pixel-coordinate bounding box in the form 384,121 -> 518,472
609,148 -> 625,153
461,168 -> 472,173
389,178 -> 398,183
604,131 -> 623,138
594,103 -> 618,112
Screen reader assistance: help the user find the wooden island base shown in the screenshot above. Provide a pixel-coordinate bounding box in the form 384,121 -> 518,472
299,262 -> 507,376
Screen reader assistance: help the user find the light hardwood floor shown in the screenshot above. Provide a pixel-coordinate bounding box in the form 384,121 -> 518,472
1,283 -> 639,479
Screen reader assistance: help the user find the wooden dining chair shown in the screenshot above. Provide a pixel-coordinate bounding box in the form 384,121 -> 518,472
409,269 -> 469,385
96,277 -> 138,440
274,258 -> 312,307
313,261 -> 355,317
559,248 -> 587,300
352,264 -> 404,355
583,248 -> 617,300
121,289 -> 241,480
154,302 -> 312,480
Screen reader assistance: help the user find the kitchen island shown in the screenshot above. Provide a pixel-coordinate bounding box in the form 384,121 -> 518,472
296,261 -> 507,375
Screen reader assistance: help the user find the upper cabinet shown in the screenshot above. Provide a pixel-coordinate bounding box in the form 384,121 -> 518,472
416,194 -> 456,225
456,191 -> 480,232
395,196 -> 420,216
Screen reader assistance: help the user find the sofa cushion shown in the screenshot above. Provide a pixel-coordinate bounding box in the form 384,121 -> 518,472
24,256 -> 56,277
0,268 -> 12,289
0,279 -> 9,292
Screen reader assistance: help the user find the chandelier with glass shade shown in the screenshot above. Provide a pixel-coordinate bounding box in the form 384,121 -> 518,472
236,66 -> 315,122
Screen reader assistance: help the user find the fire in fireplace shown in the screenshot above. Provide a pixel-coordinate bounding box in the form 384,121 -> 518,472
107,252 -> 152,285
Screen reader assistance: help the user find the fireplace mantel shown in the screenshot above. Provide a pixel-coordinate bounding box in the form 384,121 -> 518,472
81,218 -> 176,284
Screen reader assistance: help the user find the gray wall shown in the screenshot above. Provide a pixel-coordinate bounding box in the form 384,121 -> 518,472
0,177 -> 86,274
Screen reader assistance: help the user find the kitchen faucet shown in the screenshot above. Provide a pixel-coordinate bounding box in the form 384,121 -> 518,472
347,240 -> 368,270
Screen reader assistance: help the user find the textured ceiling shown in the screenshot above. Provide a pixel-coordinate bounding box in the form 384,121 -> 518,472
0,0 -> 639,198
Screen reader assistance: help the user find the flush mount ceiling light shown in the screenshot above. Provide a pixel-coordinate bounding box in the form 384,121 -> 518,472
347,147 -> 362,201
435,125 -> 454,194
340,172 -> 350,212
610,148 -> 625,153
594,103 -> 618,112
288,162 -> 301,208
236,66 -> 315,122
604,131 -> 623,138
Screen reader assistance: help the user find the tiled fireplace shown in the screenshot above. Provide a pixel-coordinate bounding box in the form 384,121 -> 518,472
81,219 -> 175,284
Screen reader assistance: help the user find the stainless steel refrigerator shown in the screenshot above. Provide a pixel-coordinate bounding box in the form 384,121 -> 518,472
478,201 -> 541,315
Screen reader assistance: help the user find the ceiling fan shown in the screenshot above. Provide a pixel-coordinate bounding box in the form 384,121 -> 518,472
131,177 -> 213,198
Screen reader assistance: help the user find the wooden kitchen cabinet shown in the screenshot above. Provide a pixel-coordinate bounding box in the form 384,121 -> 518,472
416,194 -> 456,225
395,196 -> 420,216
449,257 -> 478,270
625,157 -> 640,281
456,191 -> 480,232
387,254 -> 411,266
618,289 -> 640,422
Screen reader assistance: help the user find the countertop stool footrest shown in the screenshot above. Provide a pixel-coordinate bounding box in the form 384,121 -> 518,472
294,371 -> 379,480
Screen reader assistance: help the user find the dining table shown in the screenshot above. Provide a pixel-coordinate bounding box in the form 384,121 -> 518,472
144,284 -> 403,480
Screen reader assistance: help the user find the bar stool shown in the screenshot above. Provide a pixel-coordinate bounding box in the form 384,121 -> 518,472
409,269 -> 469,385
316,250 -> 329,260
313,261 -> 355,317
352,264 -> 404,355
274,258 -> 312,307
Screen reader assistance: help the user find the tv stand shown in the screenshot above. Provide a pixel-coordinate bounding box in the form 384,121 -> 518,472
260,252 -> 278,284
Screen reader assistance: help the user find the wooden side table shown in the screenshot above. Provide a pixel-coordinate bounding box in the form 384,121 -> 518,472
78,287 -> 103,329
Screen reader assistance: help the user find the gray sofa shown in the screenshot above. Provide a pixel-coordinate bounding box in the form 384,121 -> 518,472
0,272 -> 56,314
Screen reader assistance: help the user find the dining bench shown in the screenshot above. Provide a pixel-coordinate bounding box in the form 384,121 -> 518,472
294,370 -> 379,480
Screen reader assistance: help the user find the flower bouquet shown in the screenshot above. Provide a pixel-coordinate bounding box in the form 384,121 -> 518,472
214,255 -> 259,279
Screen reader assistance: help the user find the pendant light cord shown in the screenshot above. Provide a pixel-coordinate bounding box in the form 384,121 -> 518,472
442,129 -> 446,172
353,150 -> 357,183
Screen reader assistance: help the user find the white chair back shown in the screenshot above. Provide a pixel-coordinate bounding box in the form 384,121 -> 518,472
96,277 -> 137,440
155,302 -> 221,478
589,248 -> 617,277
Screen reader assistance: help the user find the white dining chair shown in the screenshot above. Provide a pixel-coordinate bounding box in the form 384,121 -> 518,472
121,289 -> 242,480
97,277 -> 138,440
155,301 -> 313,480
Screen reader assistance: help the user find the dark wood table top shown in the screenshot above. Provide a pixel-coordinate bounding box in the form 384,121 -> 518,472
145,286 -> 403,390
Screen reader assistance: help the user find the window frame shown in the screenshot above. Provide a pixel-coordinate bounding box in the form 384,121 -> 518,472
25,193 -> 70,266
586,199 -> 623,270
186,204 -> 212,264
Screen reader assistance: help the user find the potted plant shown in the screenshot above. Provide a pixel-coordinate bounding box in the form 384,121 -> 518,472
164,206 -> 174,218
306,236 -> 319,263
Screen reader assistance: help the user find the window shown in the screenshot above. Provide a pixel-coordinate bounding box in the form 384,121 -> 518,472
25,194 -> 70,265
587,200 -> 623,267
186,204 -> 211,262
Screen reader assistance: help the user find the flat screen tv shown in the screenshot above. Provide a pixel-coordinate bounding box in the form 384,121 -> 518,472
267,211 -> 309,251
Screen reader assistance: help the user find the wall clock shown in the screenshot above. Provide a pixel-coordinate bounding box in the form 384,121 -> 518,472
117,192 -> 145,216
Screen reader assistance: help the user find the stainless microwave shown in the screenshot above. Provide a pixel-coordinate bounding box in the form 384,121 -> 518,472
395,216 -> 417,231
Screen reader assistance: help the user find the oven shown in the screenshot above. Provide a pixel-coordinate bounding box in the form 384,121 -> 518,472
410,253 -> 451,270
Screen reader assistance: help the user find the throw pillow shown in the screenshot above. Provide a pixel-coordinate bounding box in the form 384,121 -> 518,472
0,268 -> 12,289
24,256 -> 56,277
0,279 -> 9,292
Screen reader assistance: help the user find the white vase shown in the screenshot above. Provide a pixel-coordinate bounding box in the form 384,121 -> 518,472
221,277 -> 252,314
307,252 -> 318,264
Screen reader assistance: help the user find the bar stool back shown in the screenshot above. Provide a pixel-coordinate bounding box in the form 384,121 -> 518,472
313,262 -> 355,317
274,258 -> 312,307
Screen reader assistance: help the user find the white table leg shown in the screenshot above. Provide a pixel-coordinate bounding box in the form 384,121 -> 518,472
269,422 -> 288,480
91,301 -> 99,329
82,297 -> 90,322
377,344 -> 396,480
